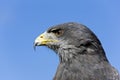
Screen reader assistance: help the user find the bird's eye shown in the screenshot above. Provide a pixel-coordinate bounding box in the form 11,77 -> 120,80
51,29 -> 64,36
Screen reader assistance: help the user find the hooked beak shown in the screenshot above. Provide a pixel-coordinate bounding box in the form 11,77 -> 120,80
33,42 -> 39,51
34,32 -> 58,50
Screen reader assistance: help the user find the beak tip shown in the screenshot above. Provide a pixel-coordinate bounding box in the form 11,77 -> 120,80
34,46 -> 36,51
33,42 -> 37,51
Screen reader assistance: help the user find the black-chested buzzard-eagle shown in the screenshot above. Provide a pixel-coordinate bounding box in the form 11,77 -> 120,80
34,22 -> 120,80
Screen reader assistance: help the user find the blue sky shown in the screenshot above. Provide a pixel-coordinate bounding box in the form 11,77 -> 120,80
0,0 -> 120,80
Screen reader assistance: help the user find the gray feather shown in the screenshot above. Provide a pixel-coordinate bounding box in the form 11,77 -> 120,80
45,22 -> 119,80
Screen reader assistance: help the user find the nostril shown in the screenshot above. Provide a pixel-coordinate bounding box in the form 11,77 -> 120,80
40,36 -> 43,38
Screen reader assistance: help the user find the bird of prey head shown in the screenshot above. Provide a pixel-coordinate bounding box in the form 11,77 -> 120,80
34,22 -> 120,80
